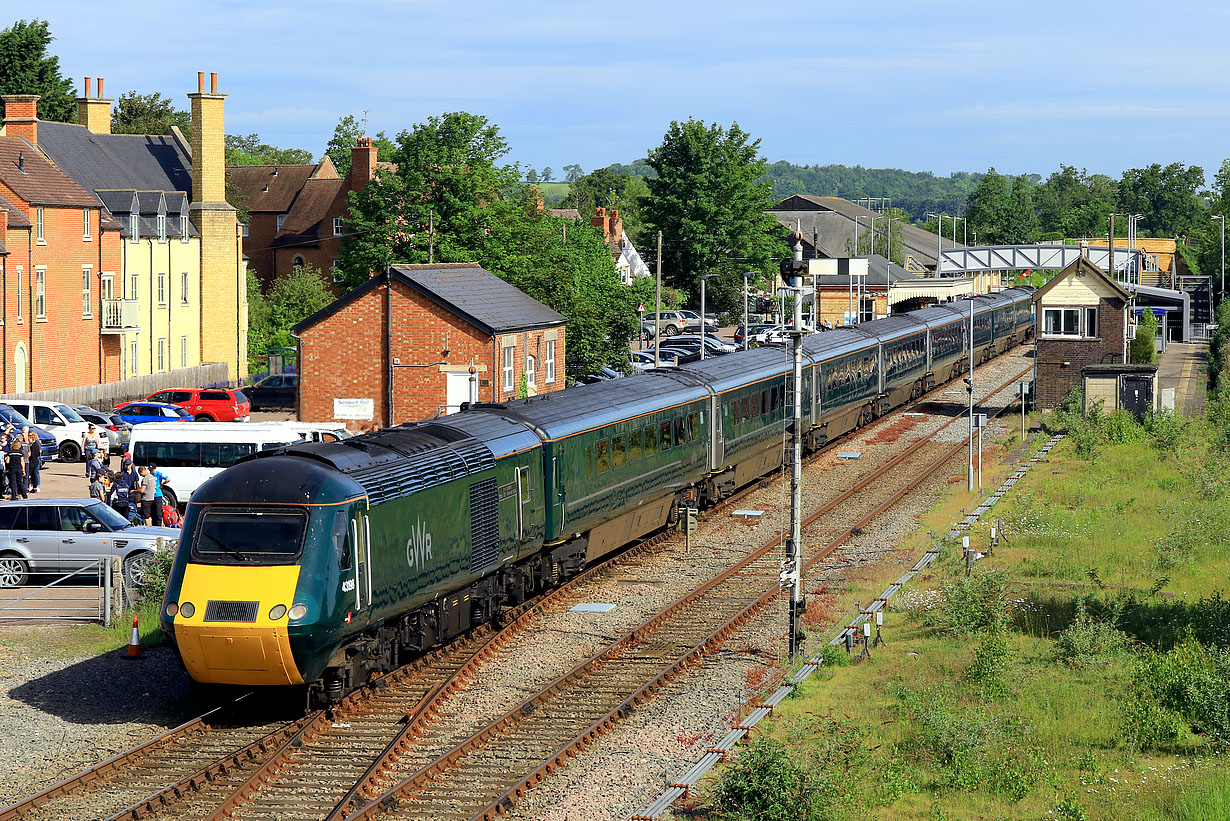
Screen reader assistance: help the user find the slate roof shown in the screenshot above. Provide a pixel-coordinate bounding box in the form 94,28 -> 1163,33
812,254 -> 917,288
768,195 -> 962,267
293,262 -> 568,336
228,163 -> 333,213
37,121 -> 191,194
0,191 -> 32,227
272,177 -> 344,248
0,136 -> 99,207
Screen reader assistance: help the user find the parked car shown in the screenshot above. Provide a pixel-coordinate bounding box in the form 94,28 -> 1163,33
760,324 -> 817,345
0,498 -> 179,589
577,366 -> 624,385
655,343 -> 703,364
243,373 -> 297,410
143,388 -> 251,422
667,333 -> 738,353
72,406 -> 132,455
734,323 -> 776,347
114,402 -> 194,426
3,401 -> 92,462
677,310 -> 719,331
629,350 -> 681,372
0,405 -> 56,463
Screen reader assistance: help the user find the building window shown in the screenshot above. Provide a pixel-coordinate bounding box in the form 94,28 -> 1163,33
82,266 -> 92,316
129,272 -> 139,301
101,274 -> 114,301
129,340 -> 138,377
1041,306 -> 1098,338
129,213 -> 139,243
240,222 -> 250,238
156,272 -> 167,305
180,214 -> 189,242
157,214 -> 167,242
292,255 -> 305,270
15,268 -> 21,321
503,341 -> 515,393
83,208 -> 91,240
181,271 -> 190,303
276,214 -> 287,232
35,207 -> 45,242
525,353 -> 535,387
333,216 -> 343,236
544,339 -> 556,383
34,269 -> 45,318
157,338 -> 165,371
331,259 -> 343,284
181,335 -> 188,368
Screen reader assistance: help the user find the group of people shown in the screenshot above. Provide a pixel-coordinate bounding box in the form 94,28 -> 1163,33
1,427 -> 42,500
87,455 -> 179,527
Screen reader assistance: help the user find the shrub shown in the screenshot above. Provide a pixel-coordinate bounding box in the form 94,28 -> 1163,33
926,568 -> 1012,637
964,621 -> 1012,697
1054,598 -> 1128,667
1136,633 -> 1230,740
713,737 -> 843,821
1143,409 -> 1188,454
1103,410 -> 1146,445
140,549 -> 175,608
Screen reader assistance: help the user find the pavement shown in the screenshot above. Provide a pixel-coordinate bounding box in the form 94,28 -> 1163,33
1156,341 -> 1208,417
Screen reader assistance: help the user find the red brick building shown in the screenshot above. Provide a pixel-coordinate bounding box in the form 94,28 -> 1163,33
229,138 -> 378,291
0,95 -> 121,392
293,262 -> 567,427
1032,255 -> 1130,409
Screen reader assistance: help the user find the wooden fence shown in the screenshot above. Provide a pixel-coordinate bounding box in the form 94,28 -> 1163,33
0,362 -> 230,410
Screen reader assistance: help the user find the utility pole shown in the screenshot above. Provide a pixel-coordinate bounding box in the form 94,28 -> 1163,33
784,232 -> 806,658
1108,214 -> 1115,281
967,299 -> 975,493
655,230 -> 662,368
428,210 -> 434,265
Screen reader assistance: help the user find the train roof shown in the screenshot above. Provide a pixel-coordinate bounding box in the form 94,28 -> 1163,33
428,410 -> 541,459
666,346 -> 791,393
475,371 -> 710,440
189,453 -> 366,506
861,314 -> 927,343
801,326 -> 879,360
907,305 -> 967,328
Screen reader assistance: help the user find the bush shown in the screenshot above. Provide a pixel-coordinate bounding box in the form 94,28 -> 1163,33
1130,309 -> 1158,364
713,737 -> 841,821
927,568 -> 1012,637
964,622 -> 1012,696
1054,598 -> 1128,667
140,549 -> 174,608
1143,409 -> 1188,454
1103,410 -> 1146,445
1136,633 -> 1230,740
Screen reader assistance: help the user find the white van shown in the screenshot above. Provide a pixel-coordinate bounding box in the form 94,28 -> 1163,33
128,422 -> 306,508
4,400 -> 92,461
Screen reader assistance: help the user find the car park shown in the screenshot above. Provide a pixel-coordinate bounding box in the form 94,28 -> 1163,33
0,405 -> 56,463
242,373 -> 297,410
72,406 -> 132,454
114,402 -> 194,426
734,323 -> 776,346
144,388 -> 251,422
629,350 -> 681,372
0,498 -> 179,589
676,310 -> 719,331
666,333 -> 737,353
3,401 -> 92,462
656,343 -> 704,364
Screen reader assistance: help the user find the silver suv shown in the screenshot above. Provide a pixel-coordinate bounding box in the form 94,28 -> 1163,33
0,499 -> 179,589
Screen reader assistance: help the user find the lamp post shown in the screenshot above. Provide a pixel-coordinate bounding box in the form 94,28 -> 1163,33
1128,214 -> 1144,285
926,213 -> 946,274
1213,215 -> 1226,301
699,273 -> 718,360
742,270 -> 757,351
854,214 -> 869,256
953,216 -> 964,249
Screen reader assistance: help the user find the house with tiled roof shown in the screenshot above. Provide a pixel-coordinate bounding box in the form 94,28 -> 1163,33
0,97 -> 120,392
292,262 -> 567,426
229,138 -> 378,291
25,73 -> 247,382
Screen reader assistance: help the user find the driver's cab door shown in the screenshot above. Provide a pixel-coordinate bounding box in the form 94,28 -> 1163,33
348,504 -> 372,622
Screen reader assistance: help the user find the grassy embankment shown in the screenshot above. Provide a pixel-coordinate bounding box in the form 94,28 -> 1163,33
696,405 -> 1230,821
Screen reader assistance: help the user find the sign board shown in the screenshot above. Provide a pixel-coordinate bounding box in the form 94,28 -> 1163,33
636,303 -> 646,314
973,413 -> 988,429
333,398 -> 374,421
1018,380 -> 1033,396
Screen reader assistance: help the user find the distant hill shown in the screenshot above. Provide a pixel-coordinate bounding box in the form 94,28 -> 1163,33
762,161 -> 984,221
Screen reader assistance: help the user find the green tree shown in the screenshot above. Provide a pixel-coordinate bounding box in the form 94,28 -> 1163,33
562,163 -> 583,182
526,167 -> 539,183
111,90 -> 191,136
225,133 -> 315,166
1131,308 -> 1158,364
323,114 -> 395,176
540,166 -> 554,182
964,169 -> 1038,245
1117,162 -> 1207,238
641,119 -> 783,312
1003,174 -> 1039,244
563,167 -> 650,244
0,20 -> 74,122
1033,165 -> 1116,238
247,264 -> 333,372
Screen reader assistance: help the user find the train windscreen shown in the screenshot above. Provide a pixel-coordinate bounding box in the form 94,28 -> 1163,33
192,507 -> 308,564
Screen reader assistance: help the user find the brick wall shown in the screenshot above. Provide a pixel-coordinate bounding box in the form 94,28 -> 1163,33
299,276 -> 567,428
1035,296 -> 1126,408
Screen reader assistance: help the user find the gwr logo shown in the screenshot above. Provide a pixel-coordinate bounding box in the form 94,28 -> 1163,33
406,519 -> 433,569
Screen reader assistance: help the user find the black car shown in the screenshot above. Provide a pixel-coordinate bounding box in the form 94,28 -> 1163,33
655,343 -> 704,364
734,323 -> 775,346
244,373 -> 297,410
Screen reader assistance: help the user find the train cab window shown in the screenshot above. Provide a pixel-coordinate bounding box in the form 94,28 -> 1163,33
687,413 -> 699,441
594,440 -> 610,473
643,425 -> 658,457
659,421 -> 672,451
628,428 -> 642,461
612,435 -> 627,468
192,507 -> 308,565
673,417 -> 686,447
332,509 -> 352,570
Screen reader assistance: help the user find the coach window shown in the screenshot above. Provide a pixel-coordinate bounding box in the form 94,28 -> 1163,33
673,417 -> 686,447
687,413 -> 699,441
585,446 -> 594,477
628,428 -> 642,461
760,390 -> 769,416
595,440 -> 610,473
643,425 -> 658,457
659,421 -> 672,451
612,435 -> 627,468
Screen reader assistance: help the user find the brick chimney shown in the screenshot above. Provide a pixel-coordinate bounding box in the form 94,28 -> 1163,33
608,208 -> 623,250
2,95 -> 40,147
77,77 -> 114,135
188,71 -> 226,204
592,206 -> 610,244
349,136 -> 377,188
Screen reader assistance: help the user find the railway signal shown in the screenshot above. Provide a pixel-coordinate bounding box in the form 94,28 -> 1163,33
783,231 -> 808,658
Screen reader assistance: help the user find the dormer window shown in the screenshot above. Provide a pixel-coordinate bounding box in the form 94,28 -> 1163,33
180,214 -> 189,243
157,214 -> 166,242
277,214 -> 287,232
129,213 -> 139,243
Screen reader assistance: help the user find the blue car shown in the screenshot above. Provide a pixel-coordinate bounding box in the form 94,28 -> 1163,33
0,404 -> 56,463
113,402 -> 194,426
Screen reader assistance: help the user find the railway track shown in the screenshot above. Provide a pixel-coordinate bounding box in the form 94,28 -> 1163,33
1,354 -> 1030,821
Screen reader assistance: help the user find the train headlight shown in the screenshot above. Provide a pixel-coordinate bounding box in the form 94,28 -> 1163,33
179,601 -> 196,618
164,602 -> 178,617
268,604 -> 287,620
288,603 -> 308,620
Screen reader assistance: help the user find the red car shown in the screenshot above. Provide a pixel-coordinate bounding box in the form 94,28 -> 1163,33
143,388 -> 251,422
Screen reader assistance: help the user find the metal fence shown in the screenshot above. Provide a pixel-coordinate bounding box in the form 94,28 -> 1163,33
1192,322 -> 1215,342
0,362 -> 229,410
0,556 -> 123,624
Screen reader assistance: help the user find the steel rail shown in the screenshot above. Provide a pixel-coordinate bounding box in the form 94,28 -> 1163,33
342,361 -> 1035,820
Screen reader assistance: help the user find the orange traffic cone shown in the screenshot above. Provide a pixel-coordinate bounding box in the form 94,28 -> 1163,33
124,615 -> 142,659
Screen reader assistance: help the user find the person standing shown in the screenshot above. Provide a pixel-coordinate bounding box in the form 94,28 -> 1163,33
81,424 -> 102,472
150,463 -> 167,527
5,439 -> 26,501
89,471 -> 106,501
138,466 -> 158,526
24,429 -> 40,494
85,448 -> 104,484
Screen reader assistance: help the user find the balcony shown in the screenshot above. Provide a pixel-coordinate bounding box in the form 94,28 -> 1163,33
101,299 -> 140,333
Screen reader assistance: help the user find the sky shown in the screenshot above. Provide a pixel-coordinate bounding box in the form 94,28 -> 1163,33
33,0 -> 1230,184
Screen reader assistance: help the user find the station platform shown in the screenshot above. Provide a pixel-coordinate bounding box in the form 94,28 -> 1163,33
1156,342 -> 1208,417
